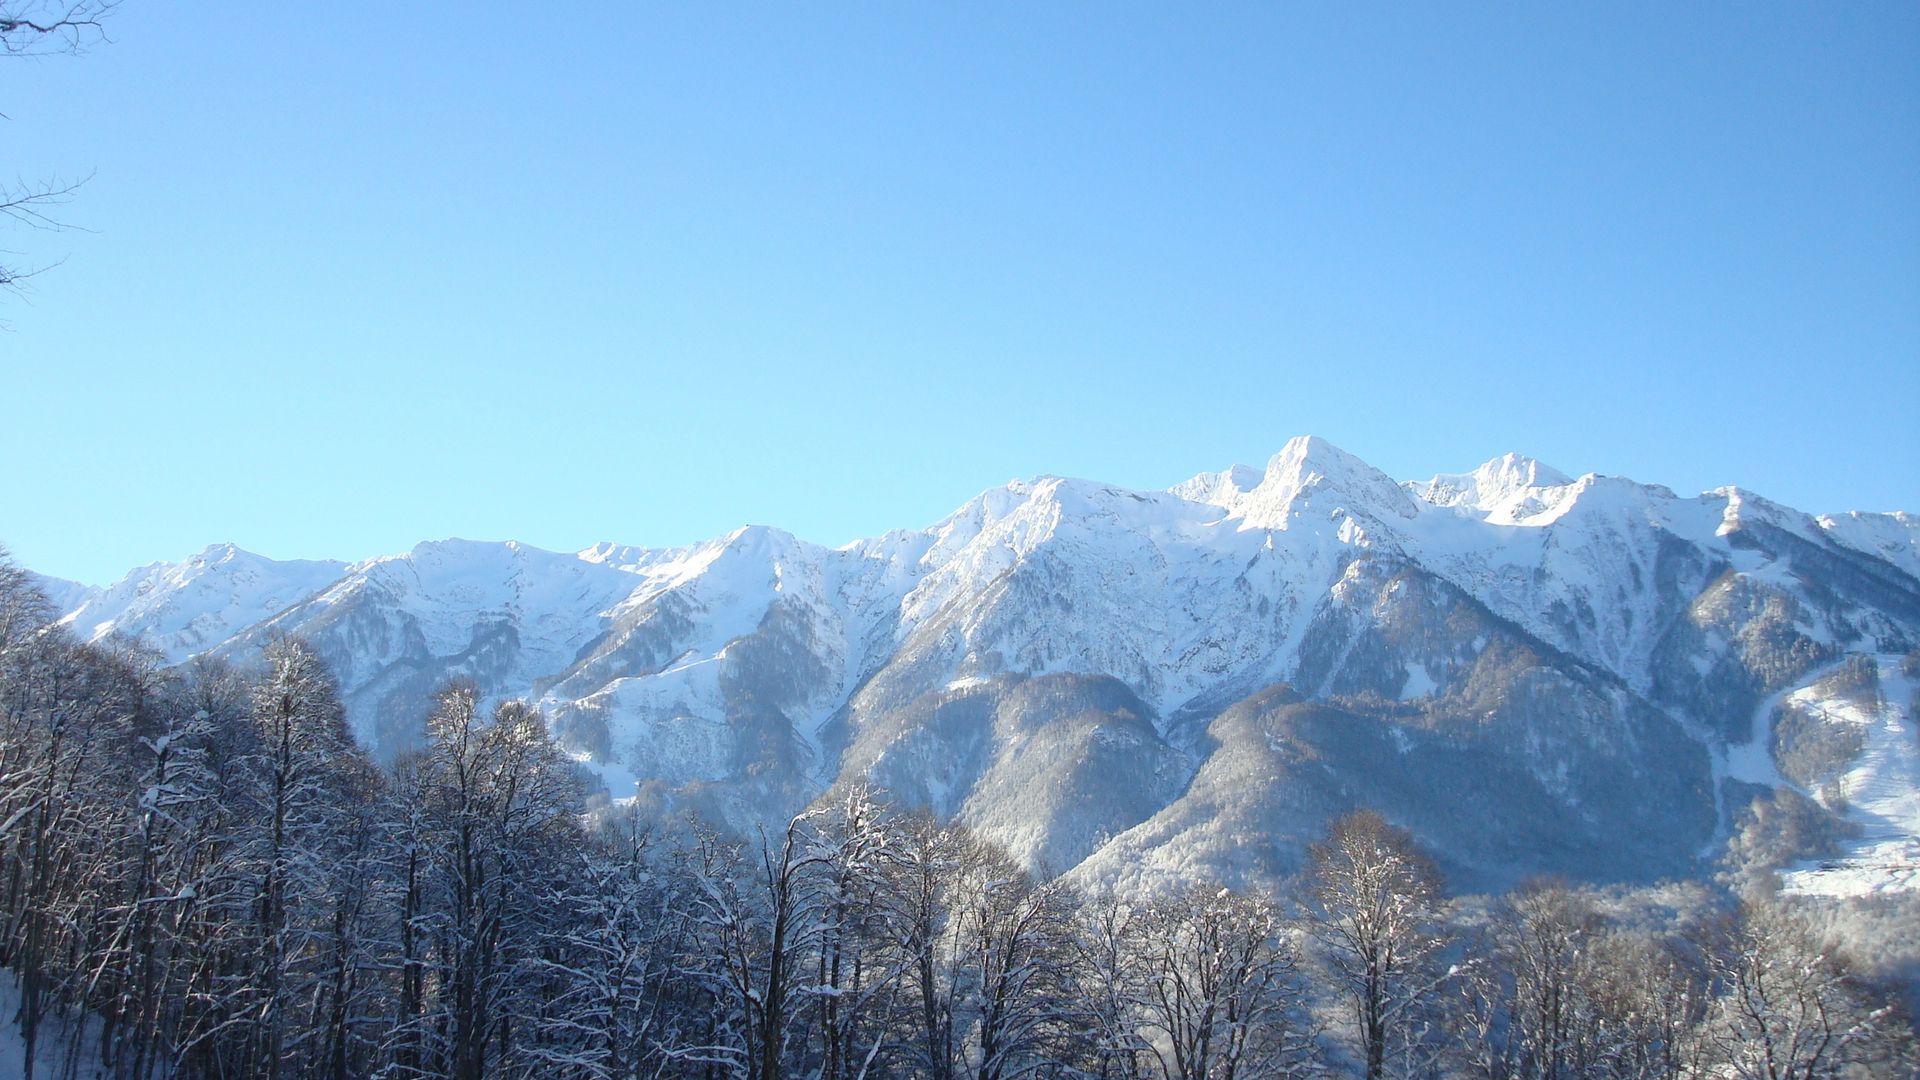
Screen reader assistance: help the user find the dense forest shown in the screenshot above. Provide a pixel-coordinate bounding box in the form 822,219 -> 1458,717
0,552 -> 1912,1080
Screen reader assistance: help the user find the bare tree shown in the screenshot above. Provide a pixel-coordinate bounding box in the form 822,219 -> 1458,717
676,825 -> 762,1078
0,178 -> 88,290
0,0 -> 115,53
524,810 -> 694,1080
0,627 -> 144,1076
1301,809 -> 1452,1080
799,785 -> 908,1080
1578,929 -> 1711,1080
677,812 -> 827,1080
0,545 -> 55,648
1459,880 -> 1605,1080
234,636 -> 369,1078
1130,888 -> 1319,1080
1067,893 -> 1154,1080
674,789 -> 909,1080
883,811 -> 973,1080
948,843 -> 1078,1080
1,1 -> 117,301
397,683 -> 585,1080
1706,901 -> 1913,1080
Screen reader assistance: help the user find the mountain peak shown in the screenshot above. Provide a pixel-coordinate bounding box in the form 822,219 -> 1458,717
56,545 -> 350,664
721,523 -> 801,554
1708,484 -> 1816,541
409,536 -> 510,558
1412,452 -> 1572,516
1262,435 -> 1398,487
25,442 -> 1920,899
1479,451 -> 1570,489
1235,435 -> 1418,529
1818,510 -> 1920,580
1271,432 -> 1345,463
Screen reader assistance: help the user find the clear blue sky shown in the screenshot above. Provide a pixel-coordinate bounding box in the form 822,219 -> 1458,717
4,4 -> 1916,585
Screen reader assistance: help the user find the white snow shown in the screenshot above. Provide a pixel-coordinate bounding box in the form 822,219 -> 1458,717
55,543 -> 348,664
0,969 -> 110,1079
1408,451 -> 1573,521
1780,656 -> 1920,898
55,443 -> 1899,751
1230,435 -> 1421,531
1818,510 -> 1920,582
23,573 -> 97,618
1725,679 -> 1799,792
1399,663 -> 1437,701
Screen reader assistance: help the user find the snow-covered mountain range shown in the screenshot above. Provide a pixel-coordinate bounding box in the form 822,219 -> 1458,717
30,437 -> 1920,896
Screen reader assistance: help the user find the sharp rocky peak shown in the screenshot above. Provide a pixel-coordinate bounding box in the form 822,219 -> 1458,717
1167,436 -> 1423,529
1233,435 -> 1419,528
1707,485 -> 1824,543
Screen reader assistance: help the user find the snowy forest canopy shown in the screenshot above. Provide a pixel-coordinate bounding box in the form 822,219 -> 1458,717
0,554 -> 1913,1080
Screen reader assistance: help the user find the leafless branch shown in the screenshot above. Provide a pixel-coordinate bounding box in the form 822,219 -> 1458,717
0,176 -> 86,298
1,2 -> 116,304
1,175 -> 90,230
0,1 -> 117,55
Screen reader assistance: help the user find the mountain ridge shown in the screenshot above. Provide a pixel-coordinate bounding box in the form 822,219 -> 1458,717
26,437 -> 1920,897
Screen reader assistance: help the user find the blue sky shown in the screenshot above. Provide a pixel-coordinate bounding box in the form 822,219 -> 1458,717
3,4 -> 1916,585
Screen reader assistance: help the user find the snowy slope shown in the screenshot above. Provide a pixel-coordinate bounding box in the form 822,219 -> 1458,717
1819,510 -> 1920,581
57,544 -> 347,663
1779,655 -> 1920,897
227,538 -> 681,751
0,969 -> 110,1079
24,573 -> 96,621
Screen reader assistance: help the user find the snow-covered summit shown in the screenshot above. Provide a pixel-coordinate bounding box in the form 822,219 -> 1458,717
1409,452 -> 1574,522
58,543 -> 348,663
1230,435 -> 1420,530
1705,485 -> 1822,543
1168,435 -> 1421,536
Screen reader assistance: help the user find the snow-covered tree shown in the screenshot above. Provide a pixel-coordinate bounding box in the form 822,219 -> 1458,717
524,809 -> 695,1080
1576,928 -> 1711,1080
0,547 -> 54,651
1705,901 -> 1914,1080
395,682 -> 586,1080
230,636 -> 378,1078
881,811 -> 973,1080
797,785 -> 908,1080
947,842 -> 1078,1080
1067,893 -> 1155,1080
1301,809 -> 1451,1080
677,791 -> 899,1080
1129,888 -> 1319,1080
677,825 -> 765,1078
0,628 -> 145,1076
